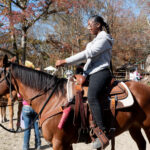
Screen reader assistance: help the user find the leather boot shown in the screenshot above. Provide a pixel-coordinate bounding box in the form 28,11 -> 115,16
92,127 -> 109,149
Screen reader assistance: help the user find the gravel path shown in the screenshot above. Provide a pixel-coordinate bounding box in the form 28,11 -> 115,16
0,104 -> 149,150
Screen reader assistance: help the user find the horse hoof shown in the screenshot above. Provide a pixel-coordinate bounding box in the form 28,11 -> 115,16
4,118 -> 8,122
16,127 -> 23,132
9,128 -> 15,131
49,143 -> 53,147
46,141 -> 52,147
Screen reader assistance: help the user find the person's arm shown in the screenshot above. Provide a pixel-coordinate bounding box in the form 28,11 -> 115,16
85,38 -> 112,58
56,50 -> 87,67
65,50 -> 86,65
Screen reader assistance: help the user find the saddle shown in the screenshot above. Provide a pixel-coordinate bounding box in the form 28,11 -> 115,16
73,75 -> 134,124
109,81 -> 128,100
82,79 -> 133,110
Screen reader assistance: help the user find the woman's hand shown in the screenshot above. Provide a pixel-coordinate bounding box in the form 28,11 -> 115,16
55,60 -> 66,67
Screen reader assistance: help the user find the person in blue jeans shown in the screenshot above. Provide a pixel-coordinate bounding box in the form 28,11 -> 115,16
21,60 -> 41,150
22,105 -> 41,150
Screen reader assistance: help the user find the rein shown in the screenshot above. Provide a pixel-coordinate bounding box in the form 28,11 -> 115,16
0,66 -> 60,133
0,77 -> 6,83
24,86 -> 53,105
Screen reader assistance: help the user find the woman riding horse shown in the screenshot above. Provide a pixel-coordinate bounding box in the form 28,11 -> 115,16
56,15 -> 113,149
0,55 -> 150,150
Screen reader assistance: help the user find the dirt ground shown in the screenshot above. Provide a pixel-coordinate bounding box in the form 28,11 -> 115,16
0,103 -> 149,150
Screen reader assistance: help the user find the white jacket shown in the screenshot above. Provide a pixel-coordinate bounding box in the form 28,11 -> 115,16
66,31 -> 114,75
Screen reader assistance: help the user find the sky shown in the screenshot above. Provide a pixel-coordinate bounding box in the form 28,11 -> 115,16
123,0 -> 141,16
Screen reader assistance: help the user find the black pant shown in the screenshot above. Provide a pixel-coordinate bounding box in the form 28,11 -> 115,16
88,69 -> 112,130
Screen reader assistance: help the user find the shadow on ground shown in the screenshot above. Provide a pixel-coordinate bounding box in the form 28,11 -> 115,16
30,145 -> 50,150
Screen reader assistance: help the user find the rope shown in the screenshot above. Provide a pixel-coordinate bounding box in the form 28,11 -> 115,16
0,101 -> 21,107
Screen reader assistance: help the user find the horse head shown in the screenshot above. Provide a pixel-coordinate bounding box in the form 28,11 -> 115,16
0,55 -> 16,67
0,55 -> 21,130
0,55 -> 16,96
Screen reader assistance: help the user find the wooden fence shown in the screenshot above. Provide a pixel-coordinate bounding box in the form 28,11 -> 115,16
113,71 -> 127,80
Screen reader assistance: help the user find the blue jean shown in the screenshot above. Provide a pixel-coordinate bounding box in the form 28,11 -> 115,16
88,69 -> 112,130
22,105 -> 41,150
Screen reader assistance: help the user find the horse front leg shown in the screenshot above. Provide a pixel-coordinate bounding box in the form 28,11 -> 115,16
0,104 -> 3,123
8,98 -> 14,130
129,125 -> 146,150
53,144 -> 73,150
2,105 -> 7,122
143,127 -> 150,143
52,139 -> 73,150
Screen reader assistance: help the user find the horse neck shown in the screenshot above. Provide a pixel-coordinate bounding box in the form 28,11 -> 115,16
10,64 -> 68,113
11,77 -> 45,113
16,79 -> 67,114
11,71 -> 67,114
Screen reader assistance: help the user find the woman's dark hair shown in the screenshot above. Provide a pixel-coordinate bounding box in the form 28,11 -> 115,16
89,15 -> 110,34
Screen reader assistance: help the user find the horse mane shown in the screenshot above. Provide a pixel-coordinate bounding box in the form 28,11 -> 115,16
11,63 -> 67,94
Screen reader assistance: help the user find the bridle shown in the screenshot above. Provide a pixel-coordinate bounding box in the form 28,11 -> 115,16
0,67 -> 9,84
0,64 -> 60,133
0,67 -> 14,100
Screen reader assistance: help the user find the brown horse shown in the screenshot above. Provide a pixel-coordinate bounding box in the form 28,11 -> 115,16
0,66 -> 22,130
0,55 -> 150,150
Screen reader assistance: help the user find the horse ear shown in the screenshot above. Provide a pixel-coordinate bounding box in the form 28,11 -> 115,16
3,55 -> 8,67
9,56 -> 16,62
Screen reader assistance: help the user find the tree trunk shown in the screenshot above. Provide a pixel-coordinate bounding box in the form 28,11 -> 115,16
9,1 -> 19,63
11,34 -> 19,63
21,28 -> 27,65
